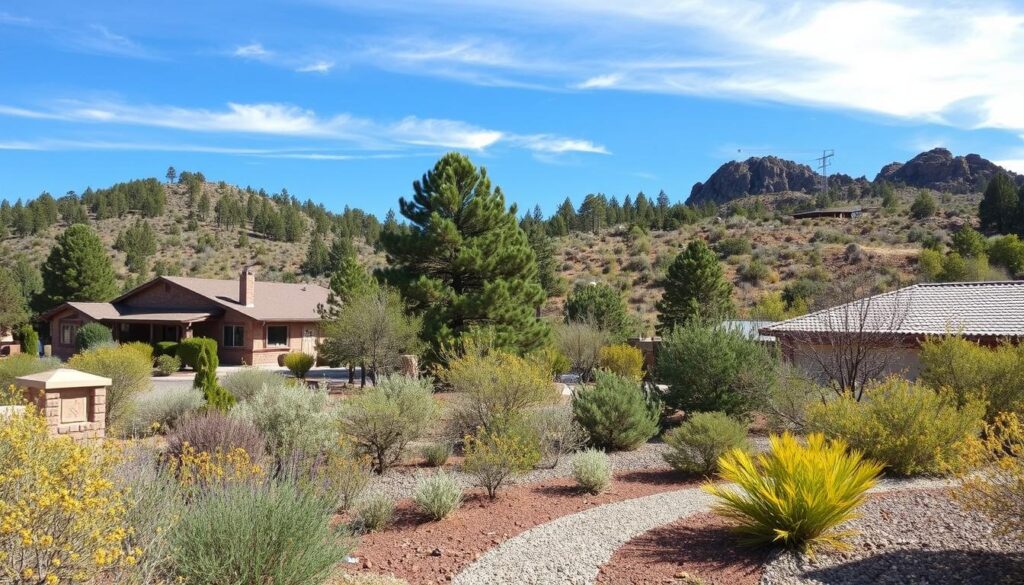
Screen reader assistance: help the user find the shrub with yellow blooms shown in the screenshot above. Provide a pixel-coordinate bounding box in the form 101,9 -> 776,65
166,443 -> 265,489
598,343 -> 645,382
0,408 -> 132,584
956,412 -> 1024,539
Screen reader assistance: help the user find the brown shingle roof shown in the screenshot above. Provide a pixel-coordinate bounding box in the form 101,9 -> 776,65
762,281 -> 1024,338
65,302 -> 218,323
160,276 -> 328,322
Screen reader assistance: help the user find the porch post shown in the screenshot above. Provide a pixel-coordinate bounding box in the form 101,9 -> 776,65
148,323 -> 154,344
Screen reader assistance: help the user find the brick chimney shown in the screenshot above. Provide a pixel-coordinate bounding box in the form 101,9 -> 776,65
240,265 -> 256,307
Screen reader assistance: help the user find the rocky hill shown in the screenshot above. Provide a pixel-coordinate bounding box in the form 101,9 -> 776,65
689,148 -> 1017,205
876,148 -> 1021,193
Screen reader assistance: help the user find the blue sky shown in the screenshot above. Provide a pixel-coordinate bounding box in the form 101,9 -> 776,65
2,0 -> 1024,216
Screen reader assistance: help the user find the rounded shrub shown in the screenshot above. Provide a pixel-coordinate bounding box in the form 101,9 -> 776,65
153,340 -> 178,357
74,322 -> 113,352
462,424 -> 540,500
283,351 -> 316,379
166,411 -> 266,462
571,448 -> 612,494
413,470 -> 463,520
123,386 -> 203,437
155,354 -> 182,376
177,337 -> 217,370
221,366 -> 291,402
420,442 -> 453,467
572,371 -> 660,451
17,325 -> 38,356
354,494 -> 395,533
598,343 -> 645,381
663,412 -> 750,475
68,344 -> 153,428
806,377 -> 984,476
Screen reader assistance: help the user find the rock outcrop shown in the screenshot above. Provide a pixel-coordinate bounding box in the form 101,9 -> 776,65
688,156 -> 820,205
875,148 -> 1020,193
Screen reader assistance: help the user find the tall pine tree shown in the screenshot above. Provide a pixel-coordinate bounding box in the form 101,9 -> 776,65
656,239 -> 733,333
979,172 -> 1019,234
381,153 -> 548,357
37,224 -> 119,312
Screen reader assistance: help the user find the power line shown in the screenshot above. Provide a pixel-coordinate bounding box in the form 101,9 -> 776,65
814,149 -> 834,198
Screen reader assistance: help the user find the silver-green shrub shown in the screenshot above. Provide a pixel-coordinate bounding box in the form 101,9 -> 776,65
123,386 -> 203,437
221,367 -> 291,402
571,448 -> 612,494
354,494 -> 395,533
662,411 -> 750,475
232,381 -> 335,458
413,470 -> 463,520
420,442 -> 453,467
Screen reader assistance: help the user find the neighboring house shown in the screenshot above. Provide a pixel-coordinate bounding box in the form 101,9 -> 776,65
761,281 -> 1024,383
40,266 -> 329,365
791,206 -> 864,220
0,327 -> 21,357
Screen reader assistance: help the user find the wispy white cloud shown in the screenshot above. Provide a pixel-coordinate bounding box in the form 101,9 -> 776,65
296,60 -> 335,74
0,12 -> 32,25
234,43 -> 271,58
0,99 -> 607,156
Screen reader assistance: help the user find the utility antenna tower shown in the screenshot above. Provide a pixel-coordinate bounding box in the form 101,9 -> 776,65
814,149 -> 834,199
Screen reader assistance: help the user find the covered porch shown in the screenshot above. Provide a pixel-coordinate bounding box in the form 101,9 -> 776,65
104,310 -> 221,345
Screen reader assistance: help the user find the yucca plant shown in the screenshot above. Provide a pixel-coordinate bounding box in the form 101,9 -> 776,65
704,432 -> 883,555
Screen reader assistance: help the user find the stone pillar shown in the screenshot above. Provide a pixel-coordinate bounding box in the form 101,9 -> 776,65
399,354 -> 419,379
16,368 -> 110,441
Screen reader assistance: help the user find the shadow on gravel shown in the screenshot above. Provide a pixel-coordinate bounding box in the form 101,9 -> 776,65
614,468 -> 697,487
634,519 -> 769,573
802,549 -> 1024,585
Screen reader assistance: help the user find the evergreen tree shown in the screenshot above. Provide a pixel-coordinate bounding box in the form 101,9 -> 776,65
656,239 -> 733,332
11,256 -> 42,312
951,225 -> 987,258
979,172 -> 1018,234
523,221 -> 559,297
166,166 -> 177,183
910,190 -> 937,219
328,235 -> 356,272
380,153 -> 548,357
196,191 -> 211,220
0,267 -> 29,332
322,255 -> 375,318
564,282 -> 633,340
301,236 -> 330,276
37,224 -> 119,312
114,219 -> 157,273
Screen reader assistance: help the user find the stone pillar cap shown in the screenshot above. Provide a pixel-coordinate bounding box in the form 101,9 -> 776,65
15,368 -> 112,390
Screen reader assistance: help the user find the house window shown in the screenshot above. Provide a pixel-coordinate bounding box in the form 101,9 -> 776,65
266,325 -> 288,347
223,325 -> 244,348
60,323 -> 77,345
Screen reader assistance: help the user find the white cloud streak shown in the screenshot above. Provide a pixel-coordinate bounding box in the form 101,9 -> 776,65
0,100 -> 608,156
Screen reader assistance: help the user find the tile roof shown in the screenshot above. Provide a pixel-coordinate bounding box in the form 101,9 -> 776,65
160,276 -> 329,322
762,281 -> 1024,338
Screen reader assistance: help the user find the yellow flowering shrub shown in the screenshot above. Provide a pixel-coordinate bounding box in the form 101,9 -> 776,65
0,384 -> 24,406
166,443 -> 265,488
598,344 -> 645,382
462,426 -> 540,500
957,412 -> 1024,538
0,408 -> 132,584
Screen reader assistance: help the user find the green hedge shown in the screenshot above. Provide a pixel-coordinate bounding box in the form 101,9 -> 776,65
153,341 -> 179,358
177,337 -> 217,370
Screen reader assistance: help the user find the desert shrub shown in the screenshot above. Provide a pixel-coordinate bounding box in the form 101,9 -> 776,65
232,382 -> 335,458
444,346 -> 558,432
153,340 -> 178,357
74,321 -> 113,351
572,448 -> 612,494
572,371 -> 660,451
806,377 -> 984,476
18,324 -> 38,355
68,344 -> 153,428
919,336 -> 1024,421
0,354 -> 61,388
910,190 -> 937,219
463,425 -> 540,499
323,446 -> 372,512
527,405 -> 587,468
177,336 -> 217,369
989,234 -> 1024,277
714,237 -> 752,257
339,375 -> 438,473
655,321 -> 776,417
0,409 -> 132,583
354,494 -> 395,532
598,343 -> 644,381
705,433 -> 883,554
166,411 -> 267,462
122,340 -> 155,364
663,412 -> 750,475
763,366 -> 823,433
530,344 -> 571,379
421,442 -> 453,467
155,354 -> 181,376
283,351 -> 316,378
123,386 -> 204,437
956,412 -> 1024,539
738,260 -> 774,284
554,320 -> 610,381
170,479 -> 353,585
413,471 -> 463,520
221,366 -> 290,402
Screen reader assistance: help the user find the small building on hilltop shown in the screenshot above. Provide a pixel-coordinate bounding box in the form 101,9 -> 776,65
760,281 -> 1024,384
40,267 -> 329,365
791,206 -> 864,220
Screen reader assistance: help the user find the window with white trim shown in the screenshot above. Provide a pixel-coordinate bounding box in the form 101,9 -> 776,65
60,323 -> 77,345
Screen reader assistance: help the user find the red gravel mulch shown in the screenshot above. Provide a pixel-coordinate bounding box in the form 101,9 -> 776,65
596,512 -> 770,585
348,469 -> 696,584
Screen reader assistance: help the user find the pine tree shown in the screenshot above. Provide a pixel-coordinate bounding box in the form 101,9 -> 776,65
328,235 -> 356,273
322,255 -> 375,318
301,237 -> 330,276
37,224 -> 119,312
656,239 -> 733,332
0,267 -> 28,332
523,221 -> 559,297
166,166 -> 177,183
979,172 -> 1018,234
380,153 -> 548,357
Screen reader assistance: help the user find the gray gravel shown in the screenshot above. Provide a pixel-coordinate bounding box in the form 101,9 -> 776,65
760,488 -> 1024,585
367,441 -> 675,501
451,478 -> 952,585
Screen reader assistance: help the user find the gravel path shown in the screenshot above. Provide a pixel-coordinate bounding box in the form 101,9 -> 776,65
452,478 -> 949,585
760,489 -> 1024,585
